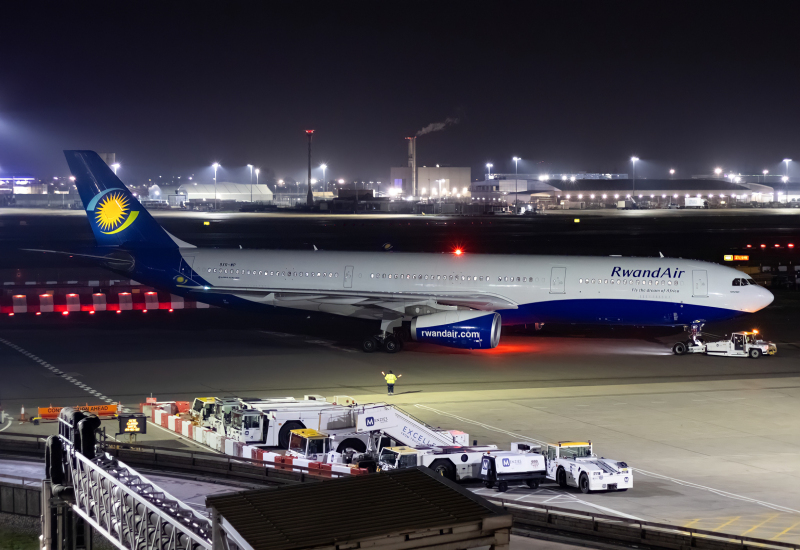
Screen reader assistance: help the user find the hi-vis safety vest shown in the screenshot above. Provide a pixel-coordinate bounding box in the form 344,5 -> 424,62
385,374 -> 398,384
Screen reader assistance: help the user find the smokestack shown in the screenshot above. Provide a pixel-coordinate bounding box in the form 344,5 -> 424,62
306,130 -> 314,206
406,137 -> 417,196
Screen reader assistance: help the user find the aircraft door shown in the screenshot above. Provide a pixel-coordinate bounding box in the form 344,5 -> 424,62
179,256 -> 195,278
344,265 -> 354,288
550,267 -> 566,294
692,270 -> 708,297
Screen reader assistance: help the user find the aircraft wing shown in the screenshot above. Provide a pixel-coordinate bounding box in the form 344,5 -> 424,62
186,285 -> 518,312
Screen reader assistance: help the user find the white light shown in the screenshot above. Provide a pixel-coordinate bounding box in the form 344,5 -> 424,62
697,194 -> 701,197
247,164 -> 253,168
320,163 -> 327,170
311,178 -> 317,184
590,194 -> 595,199
630,157 -> 639,162
212,163 -> 219,169
486,163 -> 493,168
685,194 -> 690,198
626,194 -> 630,198
638,194 -> 642,198
673,194 -> 678,198
462,187 -> 468,194
421,188 -> 427,194
69,176 -> 76,181
566,194 -> 571,199
763,169 -> 769,175
255,168 -> 260,175
709,194 -> 713,198
782,176 -> 789,183
561,175 -> 567,181
669,169 -> 675,175
602,194 -> 607,199
614,194 -> 619,199
714,167 -> 721,175
570,176 -> 576,182
338,179 -> 344,184
578,194 -> 583,199
278,179 -> 284,184
513,156 -> 520,161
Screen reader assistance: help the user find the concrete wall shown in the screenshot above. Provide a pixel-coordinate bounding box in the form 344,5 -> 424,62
417,166 -> 471,197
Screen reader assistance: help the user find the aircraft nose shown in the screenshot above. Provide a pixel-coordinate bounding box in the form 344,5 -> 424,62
756,287 -> 774,311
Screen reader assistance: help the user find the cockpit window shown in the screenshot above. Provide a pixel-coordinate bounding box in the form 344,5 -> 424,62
732,279 -> 741,286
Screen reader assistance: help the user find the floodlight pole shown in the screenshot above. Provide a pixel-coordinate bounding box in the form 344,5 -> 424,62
306,130 -> 315,207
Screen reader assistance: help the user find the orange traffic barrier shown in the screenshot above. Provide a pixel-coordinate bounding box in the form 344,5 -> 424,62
38,403 -> 118,420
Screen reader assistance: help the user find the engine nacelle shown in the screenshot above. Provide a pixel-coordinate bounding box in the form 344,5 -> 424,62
410,311 -> 501,349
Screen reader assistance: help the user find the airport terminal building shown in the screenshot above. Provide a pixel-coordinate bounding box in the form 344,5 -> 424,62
470,174 -> 781,208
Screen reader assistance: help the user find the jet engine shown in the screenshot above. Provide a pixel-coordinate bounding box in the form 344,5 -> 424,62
410,311 -> 501,349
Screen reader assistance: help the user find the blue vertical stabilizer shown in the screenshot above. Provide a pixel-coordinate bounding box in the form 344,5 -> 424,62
64,150 -> 177,248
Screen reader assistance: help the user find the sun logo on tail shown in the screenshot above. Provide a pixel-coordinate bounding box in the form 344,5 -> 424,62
94,192 -> 139,234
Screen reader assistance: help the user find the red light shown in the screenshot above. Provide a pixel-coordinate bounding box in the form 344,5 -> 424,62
89,311 -> 95,315
775,244 -> 780,248
146,292 -> 157,295
746,244 -> 752,248
116,310 -> 121,314
454,249 -> 463,256
168,309 -> 174,312
62,311 -> 69,316
142,309 -> 147,313
789,244 -> 795,248
35,312 -> 41,316
760,244 -> 766,248
8,313 -> 14,317
67,293 -> 77,297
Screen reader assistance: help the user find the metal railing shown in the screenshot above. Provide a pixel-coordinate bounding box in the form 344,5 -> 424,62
65,438 -> 213,550
487,497 -> 800,550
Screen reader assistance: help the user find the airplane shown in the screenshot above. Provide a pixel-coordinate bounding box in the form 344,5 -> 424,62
59,150 -> 774,353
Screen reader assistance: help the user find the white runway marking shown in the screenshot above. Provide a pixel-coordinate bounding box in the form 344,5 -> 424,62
0,417 -> 11,432
471,487 -> 643,520
0,337 -> 116,408
417,404 -> 800,516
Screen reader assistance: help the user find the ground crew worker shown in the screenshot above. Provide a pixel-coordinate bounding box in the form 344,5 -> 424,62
382,370 -> 401,395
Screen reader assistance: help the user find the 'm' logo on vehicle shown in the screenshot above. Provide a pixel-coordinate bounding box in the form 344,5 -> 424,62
366,417 -> 375,427
502,458 -> 510,467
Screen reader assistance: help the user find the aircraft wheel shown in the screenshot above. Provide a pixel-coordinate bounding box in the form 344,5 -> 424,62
383,336 -> 401,354
672,342 -> 687,355
749,348 -> 762,359
362,338 -> 378,353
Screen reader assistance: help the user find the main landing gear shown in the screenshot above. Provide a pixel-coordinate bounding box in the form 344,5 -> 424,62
362,334 -> 403,353
363,320 -> 404,353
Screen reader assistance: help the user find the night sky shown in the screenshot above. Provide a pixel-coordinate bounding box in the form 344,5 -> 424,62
1,2 -> 798,184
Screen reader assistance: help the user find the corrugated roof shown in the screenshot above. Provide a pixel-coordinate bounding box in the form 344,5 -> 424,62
207,467 -> 505,550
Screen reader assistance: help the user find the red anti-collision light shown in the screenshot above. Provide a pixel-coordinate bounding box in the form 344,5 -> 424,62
760,244 -> 766,248
789,244 -> 795,248
116,310 -> 121,314
62,311 -> 69,316
746,244 -> 752,248
169,309 -> 174,312
89,311 -> 95,315
8,313 -> 14,317
454,249 -> 463,256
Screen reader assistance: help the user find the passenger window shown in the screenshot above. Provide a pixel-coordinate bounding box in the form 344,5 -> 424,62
604,279 -> 608,284
329,272 -> 333,277
335,273 -> 339,277
617,279 -> 621,284
516,277 -> 520,282
591,279 -> 595,283
207,268 -> 211,273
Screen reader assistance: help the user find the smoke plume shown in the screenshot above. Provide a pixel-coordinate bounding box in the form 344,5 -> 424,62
416,117 -> 459,136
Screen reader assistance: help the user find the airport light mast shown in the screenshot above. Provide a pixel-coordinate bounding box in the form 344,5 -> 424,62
248,164 -> 253,202
212,162 -> 220,209
631,157 -> 639,195
306,130 -> 315,207
512,157 -> 520,209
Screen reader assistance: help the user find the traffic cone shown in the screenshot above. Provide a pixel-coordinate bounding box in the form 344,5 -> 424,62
19,405 -> 26,422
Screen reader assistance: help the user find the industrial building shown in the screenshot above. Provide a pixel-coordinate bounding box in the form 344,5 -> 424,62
389,136 -> 471,196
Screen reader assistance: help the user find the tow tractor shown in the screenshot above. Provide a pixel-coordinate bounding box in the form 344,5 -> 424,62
543,441 -> 632,493
672,324 -> 776,358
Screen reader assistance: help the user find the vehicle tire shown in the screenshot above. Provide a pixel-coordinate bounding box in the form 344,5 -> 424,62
526,479 -> 540,489
484,480 -> 494,489
749,348 -> 762,359
336,438 -> 367,454
383,336 -> 400,354
362,338 -> 377,353
579,473 -> 591,494
429,459 -> 456,481
557,468 -> 567,488
617,489 -> 628,492
278,421 -> 305,449
498,481 -> 509,493
672,342 -> 687,355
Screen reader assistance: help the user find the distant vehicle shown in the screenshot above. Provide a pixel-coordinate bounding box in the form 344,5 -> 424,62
666,203 -> 681,209
616,200 -> 636,209
480,444 -> 546,492
56,150 -> 775,354
673,330 -> 776,358
684,197 -> 706,208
